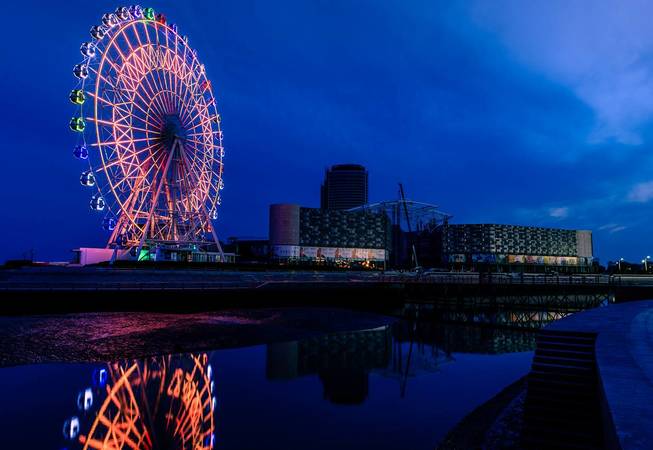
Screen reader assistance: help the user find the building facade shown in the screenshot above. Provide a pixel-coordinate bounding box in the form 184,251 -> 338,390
269,204 -> 389,267
320,164 -> 368,210
442,224 -> 593,272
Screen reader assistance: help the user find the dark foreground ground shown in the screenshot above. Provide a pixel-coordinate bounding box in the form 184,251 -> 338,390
0,307 -> 394,367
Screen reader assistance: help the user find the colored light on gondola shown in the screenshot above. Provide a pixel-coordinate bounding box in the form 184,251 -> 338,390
80,42 -> 96,58
73,145 -> 88,159
130,5 -> 143,18
92,368 -> 108,388
144,7 -> 155,20
90,25 -> 106,40
80,171 -> 95,187
90,195 -> 105,211
69,89 -> 85,105
102,217 -> 117,231
62,417 -> 80,440
102,13 -> 119,28
115,6 -> 129,20
76,388 -> 93,411
69,117 -> 86,132
73,63 -> 89,79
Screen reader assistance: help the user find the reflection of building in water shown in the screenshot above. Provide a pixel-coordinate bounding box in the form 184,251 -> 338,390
266,298 -> 608,401
398,294 -> 608,354
394,320 -> 538,355
405,293 -> 609,330
61,353 -> 216,449
380,340 -> 455,379
267,326 -> 392,404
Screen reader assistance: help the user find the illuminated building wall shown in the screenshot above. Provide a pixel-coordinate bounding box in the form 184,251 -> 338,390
269,204 -> 390,263
442,224 -> 594,269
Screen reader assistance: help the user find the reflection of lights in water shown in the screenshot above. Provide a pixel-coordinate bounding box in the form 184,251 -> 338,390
62,353 -> 215,449
63,416 -> 80,440
77,388 -> 93,411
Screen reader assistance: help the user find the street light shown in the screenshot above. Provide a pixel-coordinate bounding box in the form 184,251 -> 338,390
645,256 -> 651,273
618,257 -> 624,273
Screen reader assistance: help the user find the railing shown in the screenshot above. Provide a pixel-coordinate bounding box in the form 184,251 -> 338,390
377,272 -> 612,286
0,272 -> 633,291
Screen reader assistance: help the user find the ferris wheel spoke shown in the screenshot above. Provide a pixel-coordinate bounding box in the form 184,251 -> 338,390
141,21 -> 169,110
183,103 -> 214,130
99,56 -> 141,92
90,117 -> 159,136
184,137 -> 214,148
136,68 -> 169,116
169,33 -> 180,118
178,143 -> 213,208
126,91 -> 165,127
91,137 -> 155,147
102,141 -> 163,171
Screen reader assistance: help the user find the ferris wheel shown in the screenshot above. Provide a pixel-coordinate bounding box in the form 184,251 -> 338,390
69,6 -> 225,257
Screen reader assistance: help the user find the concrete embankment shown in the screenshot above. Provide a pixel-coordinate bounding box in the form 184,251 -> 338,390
523,300 -> 653,449
0,266 -> 650,314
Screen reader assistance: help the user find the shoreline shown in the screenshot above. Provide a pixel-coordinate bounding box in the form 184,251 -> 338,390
437,375 -> 527,449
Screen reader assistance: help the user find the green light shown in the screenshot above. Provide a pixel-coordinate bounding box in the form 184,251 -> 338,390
69,89 -> 85,105
144,7 -> 155,20
138,248 -> 150,261
69,117 -> 85,132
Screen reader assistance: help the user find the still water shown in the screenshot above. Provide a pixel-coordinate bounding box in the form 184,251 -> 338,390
0,296 -> 607,449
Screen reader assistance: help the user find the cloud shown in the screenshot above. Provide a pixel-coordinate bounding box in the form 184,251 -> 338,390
599,223 -> 628,233
469,0 -> 653,145
548,207 -> 569,219
628,181 -> 653,203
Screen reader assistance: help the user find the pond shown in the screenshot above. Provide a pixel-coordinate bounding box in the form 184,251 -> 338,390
0,306 -> 551,450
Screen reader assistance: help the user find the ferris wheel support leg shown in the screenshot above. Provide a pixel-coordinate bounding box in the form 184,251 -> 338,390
135,142 -> 177,260
177,141 -> 226,262
108,216 -> 129,265
207,213 -> 225,262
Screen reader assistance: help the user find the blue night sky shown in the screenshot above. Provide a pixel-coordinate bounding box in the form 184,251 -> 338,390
1,0 -> 652,263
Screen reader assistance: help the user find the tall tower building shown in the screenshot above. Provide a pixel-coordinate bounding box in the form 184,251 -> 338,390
320,164 -> 368,210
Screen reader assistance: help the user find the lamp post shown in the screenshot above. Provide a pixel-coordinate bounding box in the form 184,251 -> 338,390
618,257 -> 624,273
645,256 -> 651,274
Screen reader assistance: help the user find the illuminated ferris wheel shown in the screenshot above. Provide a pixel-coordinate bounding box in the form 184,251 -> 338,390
69,6 -> 225,257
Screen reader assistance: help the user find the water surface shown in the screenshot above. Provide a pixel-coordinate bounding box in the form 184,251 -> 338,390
0,315 -> 537,449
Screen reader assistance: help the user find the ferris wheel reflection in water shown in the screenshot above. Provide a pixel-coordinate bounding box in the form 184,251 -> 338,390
62,353 -> 216,450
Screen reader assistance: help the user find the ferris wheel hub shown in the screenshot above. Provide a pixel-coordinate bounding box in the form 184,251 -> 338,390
161,114 -> 187,149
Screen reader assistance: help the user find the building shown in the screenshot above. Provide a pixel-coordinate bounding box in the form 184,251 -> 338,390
269,204 -> 389,267
320,164 -> 368,210
442,224 -> 594,272
72,246 -> 235,265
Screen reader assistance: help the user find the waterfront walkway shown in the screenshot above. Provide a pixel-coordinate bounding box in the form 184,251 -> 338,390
529,300 -> 653,449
